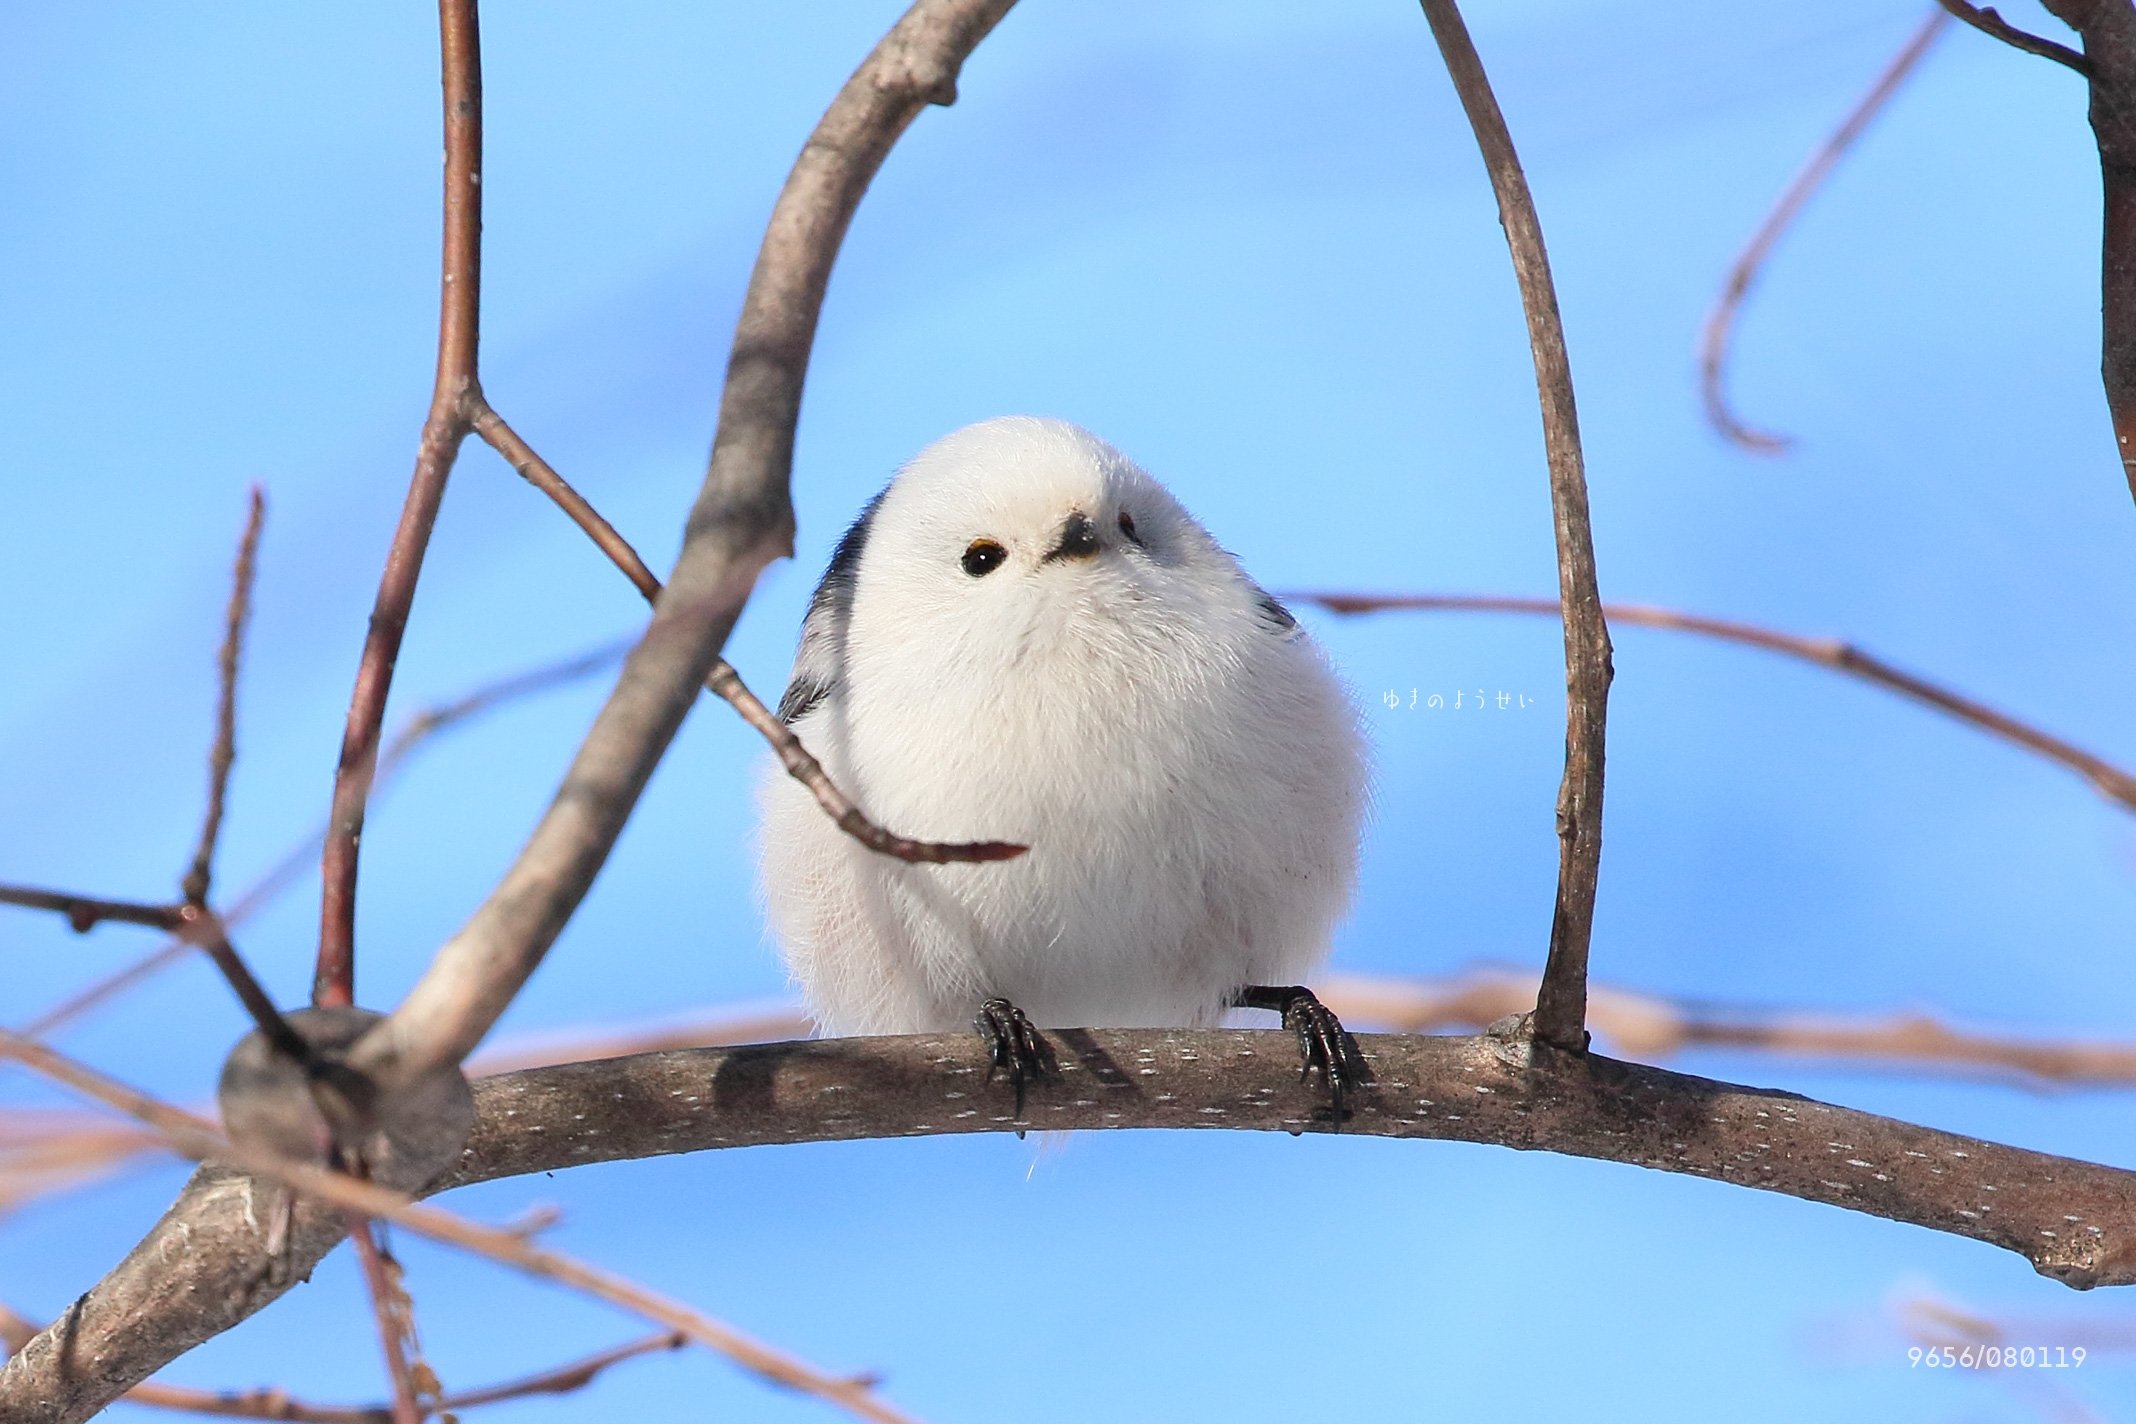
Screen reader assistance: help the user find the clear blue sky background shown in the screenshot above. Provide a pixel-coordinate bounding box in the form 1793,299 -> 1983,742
3,2 -> 2133,1419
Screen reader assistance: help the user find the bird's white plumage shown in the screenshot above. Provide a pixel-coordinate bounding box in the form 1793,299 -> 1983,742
758,417 -> 1368,1034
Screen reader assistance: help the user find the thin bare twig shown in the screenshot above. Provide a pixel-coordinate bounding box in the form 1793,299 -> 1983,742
1939,0 -> 2091,74
185,487 -> 265,908
317,0 -> 486,1009
0,1111 -> 161,1216
430,1330 -> 685,1410
1292,591 -> 2136,813
1417,0 -> 1613,1052
0,1029 -> 916,1424
469,401 -> 1021,864
19,642 -> 625,1041
351,0 -> 1020,1095
1317,971 -> 2136,1087
1701,8 -> 1951,452
0,886 -> 181,934
345,1218 -> 423,1424
176,910 -> 316,1068
1,1297 -> 684,1422
0,889 -> 311,1067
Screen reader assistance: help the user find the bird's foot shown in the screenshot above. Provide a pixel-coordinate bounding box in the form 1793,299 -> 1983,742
975,997 -> 1053,1120
1235,984 -> 1360,1124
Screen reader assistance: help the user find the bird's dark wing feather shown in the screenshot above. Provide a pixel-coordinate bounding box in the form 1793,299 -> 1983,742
777,489 -> 886,723
1252,586 -> 1299,635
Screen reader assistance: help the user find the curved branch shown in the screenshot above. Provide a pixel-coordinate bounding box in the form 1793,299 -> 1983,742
1417,0 -> 1613,1051
7,1026 -> 2134,1421
1292,591 -> 2136,813
2035,0 -> 2136,507
1701,7 -> 1950,453
349,0 -> 1018,1095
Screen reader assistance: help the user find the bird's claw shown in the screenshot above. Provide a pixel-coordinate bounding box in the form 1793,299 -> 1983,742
1237,985 -> 1360,1124
975,997 -> 1052,1119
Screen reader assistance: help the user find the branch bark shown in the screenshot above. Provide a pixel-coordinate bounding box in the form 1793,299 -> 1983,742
1417,0 -> 1613,1051
7,1027 -> 2133,1420
1948,1 -> 2136,505
347,0 -> 1017,1096
2038,1 -> 2136,507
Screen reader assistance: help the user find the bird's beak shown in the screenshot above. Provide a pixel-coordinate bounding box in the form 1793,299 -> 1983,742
1043,510 -> 1102,562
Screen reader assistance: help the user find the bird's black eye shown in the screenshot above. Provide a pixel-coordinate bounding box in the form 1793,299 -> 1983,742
961,539 -> 1007,577
1117,510 -> 1140,544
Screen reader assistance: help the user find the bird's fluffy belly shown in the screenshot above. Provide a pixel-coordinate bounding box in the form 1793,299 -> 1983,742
764,680 -> 1338,1034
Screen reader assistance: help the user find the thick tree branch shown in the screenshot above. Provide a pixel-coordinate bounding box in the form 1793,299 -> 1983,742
0,1031 -> 912,1424
1417,0 -> 1613,1051
1961,0 -> 2136,505
21,968 -> 2135,1220
348,0 -> 1018,1096
316,0 -> 485,1008
1294,591 -> 2136,813
8,1025 -> 2134,1422
1701,8 -> 1950,452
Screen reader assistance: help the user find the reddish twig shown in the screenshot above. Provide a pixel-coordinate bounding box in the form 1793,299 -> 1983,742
469,403 -> 1020,864
1701,7 -> 1951,452
19,642 -> 626,1041
0,1029 -> 918,1424
1939,0 -> 2091,74
430,1330 -> 684,1410
345,1219 -> 423,1424
0,887 -> 181,934
184,488 -> 265,908
0,890 -> 310,1067
1,1295 -> 685,1422
1417,0 -> 1613,1053
1292,591 -> 2136,813
316,0 -> 486,1009
1317,971 -> 2136,1088
15,1026 -> 2136,1419
351,0 -> 1020,1096
175,909 -> 316,1068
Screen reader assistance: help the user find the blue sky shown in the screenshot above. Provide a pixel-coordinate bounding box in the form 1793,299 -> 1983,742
3,2 -> 2134,1419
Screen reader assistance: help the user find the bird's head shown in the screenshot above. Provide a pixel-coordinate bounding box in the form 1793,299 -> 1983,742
852,416 -> 1232,653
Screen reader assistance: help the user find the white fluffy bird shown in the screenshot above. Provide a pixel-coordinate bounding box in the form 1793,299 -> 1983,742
758,417 -> 1369,1101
